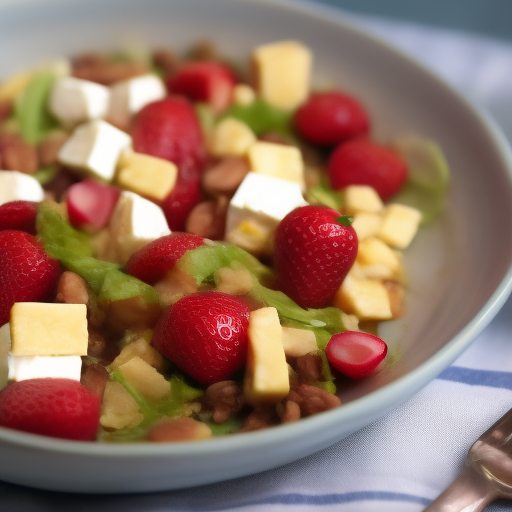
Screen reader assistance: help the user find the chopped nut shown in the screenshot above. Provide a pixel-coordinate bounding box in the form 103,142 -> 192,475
202,380 -> 244,424
202,157 -> 250,196
55,271 -> 89,305
276,400 -> 301,423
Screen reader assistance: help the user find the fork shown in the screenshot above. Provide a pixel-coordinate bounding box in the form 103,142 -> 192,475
424,406 -> 512,511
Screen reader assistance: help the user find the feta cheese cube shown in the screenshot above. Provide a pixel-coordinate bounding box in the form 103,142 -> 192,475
116,150 -> 178,202
244,307 -> 290,406
0,170 -> 44,206
377,203 -> 422,249
252,40 -> 312,110
8,355 -> 82,382
58,119 -> 132,182
49,76 -> 110,128
108,190 -> 171,264
10,303 -> 88,357
344,185 -> 384,214
247,141 -> 305,189
209,118 -> 256,157
226,172 -> 307,254
107,74 -> 166,128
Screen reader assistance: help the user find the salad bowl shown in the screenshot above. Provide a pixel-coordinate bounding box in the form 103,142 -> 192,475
0,0 -> 512,493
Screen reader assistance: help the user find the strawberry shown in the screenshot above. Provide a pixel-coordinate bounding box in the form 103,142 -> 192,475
326,331 -> 387,379
152,291 -> 250,385
294,91 -> 370,146
126,232 -> 204,284
0,378 -> 100,441
328,138 -> 408,201
131,96 -> 206,174
0,230 -> 60,325
273,205 -> 358,309
0,201 -> 39,235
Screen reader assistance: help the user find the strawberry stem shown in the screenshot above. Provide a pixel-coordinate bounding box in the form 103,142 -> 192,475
335,215 -> 353,226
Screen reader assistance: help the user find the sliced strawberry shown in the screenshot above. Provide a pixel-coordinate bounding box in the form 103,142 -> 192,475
66,179 -> 120,233
0,378 -> 100,441
0,201 -> 39,235
328,138 -> 408,201
294,91 -> 370,146
273,205 -> 358,309
0,230 -> 60,325
131,96 -> 206,174
166,61 -> 236,114
152,291 -> 250,385
326,331 -> 387,379
125,232 -> 204,284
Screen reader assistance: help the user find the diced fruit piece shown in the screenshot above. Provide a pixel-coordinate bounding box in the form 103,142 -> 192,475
247,141 -> 305,188
326,330 -> 387,379
146,417 -> 212,443
131,96 -> 205,174
328,139 -> 408,202
351,212 -> 382,241
152,291 -> 250,385
125,232 -> 204,285
0,230 -> 60,325
243,307 -> 289,406
116,150 -> 178,202
281,327 -> 318,358
356,237 -> 401,280
166,61 -> 236,114
58,119 -> 132,182
66,179 -> 120,233
0,171 -> 45,206
0,201 -> 39,234
110,336 -> 166,372
294,91 -> 370,146
100,380 -> 143,429
214,266 -> 254,296
251,40 -> 312,110
232,84 -> 256,106
0,378 -> 100,440
343,185 -> 383,214
209,117 -> 256,157
0,324 -> 9,390
377,203 -> 422,249
10,302 -> 88,356
273,205 -> 358,309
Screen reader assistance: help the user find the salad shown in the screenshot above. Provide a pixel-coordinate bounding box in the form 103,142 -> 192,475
0,39 -> 449,442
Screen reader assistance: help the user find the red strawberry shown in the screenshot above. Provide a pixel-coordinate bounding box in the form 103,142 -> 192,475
0,201 -> 39,234
0,230 -> 60,325
273,205 -> 358,309
326,331 -> 387,379
166,61 -> 236,114
126,232 -> 204,284
294,91 -> 370,146
152,291 -> 250,385
0,378 -> 100,441
131,96 -> 206,174
328,138 -> 408,201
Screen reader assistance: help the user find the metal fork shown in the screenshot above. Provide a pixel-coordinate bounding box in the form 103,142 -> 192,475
424,407 -> 512,511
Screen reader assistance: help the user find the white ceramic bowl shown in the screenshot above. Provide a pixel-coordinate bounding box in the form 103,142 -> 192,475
1,0 -> 512,494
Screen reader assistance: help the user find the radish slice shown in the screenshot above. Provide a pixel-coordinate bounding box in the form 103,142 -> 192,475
325,330 -> 387,380
66,180 -> 120,232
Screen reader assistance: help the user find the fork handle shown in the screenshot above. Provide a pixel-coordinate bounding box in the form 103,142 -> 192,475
423,465 -> 498,512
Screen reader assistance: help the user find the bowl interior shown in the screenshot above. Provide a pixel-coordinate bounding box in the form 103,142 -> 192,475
0,0 -> 512,493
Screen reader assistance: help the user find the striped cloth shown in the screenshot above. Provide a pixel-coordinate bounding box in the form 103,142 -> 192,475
2,9 -> 512,512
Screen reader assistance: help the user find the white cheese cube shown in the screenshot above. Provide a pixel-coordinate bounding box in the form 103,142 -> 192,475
344,185 -> 384,214
252,40 -> 312,110
108,190 -> 171,264
247,141 -> 305,189
58,119 -> 132,182
0,170 -> 44,206
226,172 -> 307,254
7,355 -> 82,382
49,76 -> 110,128
377,203 -> 422,249
209,118 -> 256,157
0,323 -> 10,390
107,74 -> 166,128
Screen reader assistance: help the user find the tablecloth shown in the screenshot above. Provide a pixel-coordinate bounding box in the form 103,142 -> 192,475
2,4 -> 512,511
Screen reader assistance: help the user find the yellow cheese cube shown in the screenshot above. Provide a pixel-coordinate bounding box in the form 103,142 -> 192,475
251,40 -> 312,110
209,117 -> 256,157
244,307 -> 290,406
248,141 -> 304,188
351,212 -> 382,241
117,150 -> 178,202
356,237 -> 401,280
334,276 -> 392,321
232,84 -> 256,106
281,327 -> 318,358
117,356 -> 170,402
344,185 -> 384,214
377,203 -> 422,249
10,303 -> 88,356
